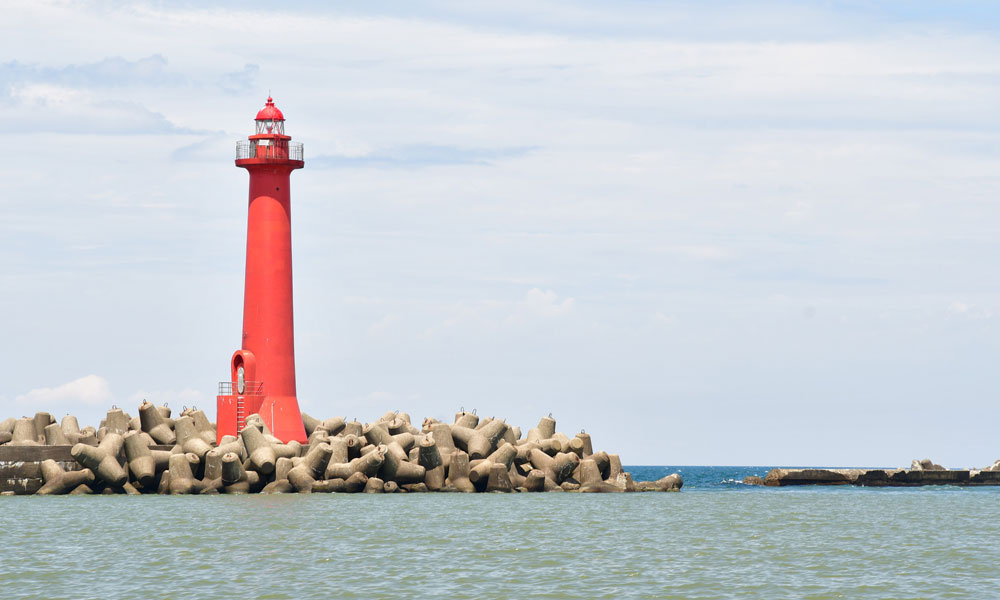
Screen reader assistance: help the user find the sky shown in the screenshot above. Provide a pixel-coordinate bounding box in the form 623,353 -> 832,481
1,0 -> 998,467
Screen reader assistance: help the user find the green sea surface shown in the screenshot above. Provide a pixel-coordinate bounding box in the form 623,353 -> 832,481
3,483 -> 999,599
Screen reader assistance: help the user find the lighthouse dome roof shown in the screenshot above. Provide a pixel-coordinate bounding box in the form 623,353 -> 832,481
255,97 -> 285,121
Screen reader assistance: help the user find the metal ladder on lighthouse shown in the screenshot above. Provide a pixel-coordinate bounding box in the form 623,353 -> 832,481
235,396 -> 246,434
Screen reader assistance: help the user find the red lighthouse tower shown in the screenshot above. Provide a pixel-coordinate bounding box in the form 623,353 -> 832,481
216,97 -> 307,443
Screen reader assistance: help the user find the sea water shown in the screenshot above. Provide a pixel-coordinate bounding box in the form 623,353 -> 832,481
2,466 -> 998,599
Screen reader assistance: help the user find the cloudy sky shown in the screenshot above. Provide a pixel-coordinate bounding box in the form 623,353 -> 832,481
1,1 -> 998,466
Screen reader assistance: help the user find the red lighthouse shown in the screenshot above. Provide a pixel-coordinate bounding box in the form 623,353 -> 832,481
216,97 -> 307,443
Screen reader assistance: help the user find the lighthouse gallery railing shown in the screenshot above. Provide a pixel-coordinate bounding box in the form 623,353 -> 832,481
218,381 -> 264,396
236,140 -> 304,162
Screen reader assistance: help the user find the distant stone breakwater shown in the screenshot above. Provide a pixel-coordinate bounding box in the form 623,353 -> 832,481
745,460 -> 1000,487
0,405 -> 682,495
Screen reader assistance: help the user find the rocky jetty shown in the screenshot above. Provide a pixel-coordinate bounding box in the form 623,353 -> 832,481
981,459 -> 1000,472
0,405 -> 682,495
910,458 -> 945,471
744,459 -> 1000,487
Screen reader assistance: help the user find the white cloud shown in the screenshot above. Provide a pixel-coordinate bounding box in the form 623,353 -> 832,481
653,312 -> 676,327
6,83 -> 194,134
508,288 -> 576,322
947,301 -> 993,320
422,290 -> 575,336
1,54 -> 179,88
367,313 -> 400,335
14,374 -> 114,408
673,245 -> 734,261
10,83 -> 84,106
429,299 -> 503,334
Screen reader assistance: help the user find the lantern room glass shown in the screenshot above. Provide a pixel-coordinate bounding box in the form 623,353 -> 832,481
256,119 -> 284,135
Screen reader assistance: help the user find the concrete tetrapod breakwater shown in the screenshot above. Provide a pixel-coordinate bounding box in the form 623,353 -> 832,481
0,405 -> 682,495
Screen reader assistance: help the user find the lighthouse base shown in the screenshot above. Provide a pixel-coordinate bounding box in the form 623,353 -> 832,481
257,395 -> 308,443
216,393 -> 307,444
